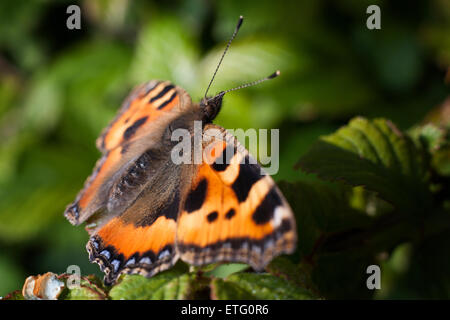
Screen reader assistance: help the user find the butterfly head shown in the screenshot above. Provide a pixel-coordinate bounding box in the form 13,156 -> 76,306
200,91 -> 225,122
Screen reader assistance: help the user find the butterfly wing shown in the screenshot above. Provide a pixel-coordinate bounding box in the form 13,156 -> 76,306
176,124 -> 297,270
86,123 -> 296,285
97,80 -> 190,152
86,156 -> 184,285
64,81 -> 191,226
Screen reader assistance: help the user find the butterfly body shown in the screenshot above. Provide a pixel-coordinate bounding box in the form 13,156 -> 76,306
65,79 -> 296,285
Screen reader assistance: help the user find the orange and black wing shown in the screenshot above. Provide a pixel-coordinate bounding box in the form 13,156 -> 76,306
96,80 -> 189,152
86,159 -> 183,285
176,124 -> 297,270
64,80 -> 190,226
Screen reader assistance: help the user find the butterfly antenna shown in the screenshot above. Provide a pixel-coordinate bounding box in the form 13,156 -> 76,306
204,15 -> 244,100
223,70 -> 281,94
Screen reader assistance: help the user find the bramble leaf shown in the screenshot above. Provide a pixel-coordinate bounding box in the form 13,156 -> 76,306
297,117 -> 432,214
62,276 -> 107,300
266,257 -> 319,295
409,123 -> 448,153
211,273 -> 317,300
205,263 -> 250,278
108,265 -> 207,300
409,123 -> 450,176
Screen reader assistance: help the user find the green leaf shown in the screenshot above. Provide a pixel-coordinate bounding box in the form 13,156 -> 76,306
109,266 -> 206,300
211,273 -> 317,300
266,257 -> 319,296
296,117 -> 432,214
211,278 -> 256,300
409,123 -> 448,153
205,263 -> 250,278
62,276 -> 107,300
278,180 -> 371,260
409,123 -> 450,176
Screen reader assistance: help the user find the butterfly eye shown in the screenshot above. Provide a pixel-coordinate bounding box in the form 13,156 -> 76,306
202,92 -> 225,122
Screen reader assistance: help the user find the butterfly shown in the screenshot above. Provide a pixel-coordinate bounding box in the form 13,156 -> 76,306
64,16 -> 297,285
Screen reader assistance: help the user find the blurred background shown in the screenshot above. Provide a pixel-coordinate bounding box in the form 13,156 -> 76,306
0,0 -> 449,298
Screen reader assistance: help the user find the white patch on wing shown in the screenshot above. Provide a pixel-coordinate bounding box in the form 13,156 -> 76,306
140,257 -> 152,264
272,206 -> 284,228
125,258 -> 135,266
100,250 -> 111,260
91,240 -> 99,249
159,249 -> 170,259
111,259 -> 121,272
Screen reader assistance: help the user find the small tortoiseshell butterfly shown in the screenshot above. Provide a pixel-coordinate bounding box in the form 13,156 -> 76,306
64,16 -> 297,285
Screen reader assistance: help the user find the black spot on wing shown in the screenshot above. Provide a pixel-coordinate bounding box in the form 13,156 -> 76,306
206,211 -> 218,223
252,187 -> 282,225
184,179 -> 208,213
225,208 -> 236,220
157,91 -> 177,110
212,145 -> 236,172
150,84 -> 175,103
123,116 -> 148,140
231,156 -> 263,202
